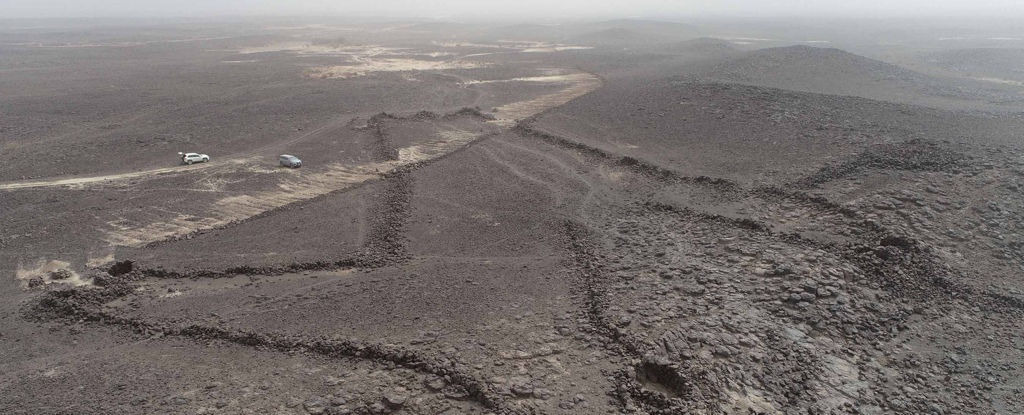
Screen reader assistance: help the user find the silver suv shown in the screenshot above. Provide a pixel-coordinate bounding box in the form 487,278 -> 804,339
279,154 -> 302,168
179,152 -> 210,165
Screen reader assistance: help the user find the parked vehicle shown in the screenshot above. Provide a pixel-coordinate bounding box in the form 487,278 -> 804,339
279,154 -> 302,168
179,152 -> 210,165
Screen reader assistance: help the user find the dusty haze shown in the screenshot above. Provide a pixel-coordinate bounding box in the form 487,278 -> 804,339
2,0 -> 1023,18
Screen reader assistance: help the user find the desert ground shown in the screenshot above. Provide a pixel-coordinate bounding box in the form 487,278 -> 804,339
2,16 -> 1024,415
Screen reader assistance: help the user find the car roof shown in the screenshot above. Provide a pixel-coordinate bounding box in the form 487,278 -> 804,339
280,154 -> 297,158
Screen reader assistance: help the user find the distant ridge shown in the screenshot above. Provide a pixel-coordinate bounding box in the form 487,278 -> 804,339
711,45 -> 928,84
659,37 -> 739,54
575,19 -> 700,37
568,27 -> 673,46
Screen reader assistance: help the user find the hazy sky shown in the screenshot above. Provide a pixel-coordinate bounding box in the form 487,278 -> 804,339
2,0 -> 1022,19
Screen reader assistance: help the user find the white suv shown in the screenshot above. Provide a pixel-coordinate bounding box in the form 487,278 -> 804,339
179,152 -> 210,165
279,154 -> 302,168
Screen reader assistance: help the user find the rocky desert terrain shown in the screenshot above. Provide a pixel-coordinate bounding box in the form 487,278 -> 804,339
2,16 -> 1023,415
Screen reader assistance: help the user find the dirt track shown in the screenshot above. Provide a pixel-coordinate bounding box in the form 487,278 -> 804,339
0,71 -> 598,192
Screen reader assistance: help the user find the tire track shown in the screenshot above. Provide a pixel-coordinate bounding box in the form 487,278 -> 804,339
0,111 -> 373,191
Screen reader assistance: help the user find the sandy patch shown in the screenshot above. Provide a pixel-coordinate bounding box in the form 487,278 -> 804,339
241,164 -> 294,174
86,253 -> 115,268
103,163 -> 382,247
16,260 -> 92,289
598,165 -> 627,183
397,129 -> 484,164
973,77 -> 1024,87
491,72 -> 602,126
235,43 -> 483,79
434,41 -> 591,53
490,40 -> 592,52
305,59 -> 487,79
2,141 -> 24,151
463,75 -> 584,85
434,41 -> 506,49
523,46 -> 593,53
0,162 -> 221,190
237,43 -> 433,58
160,290 -> 184,298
